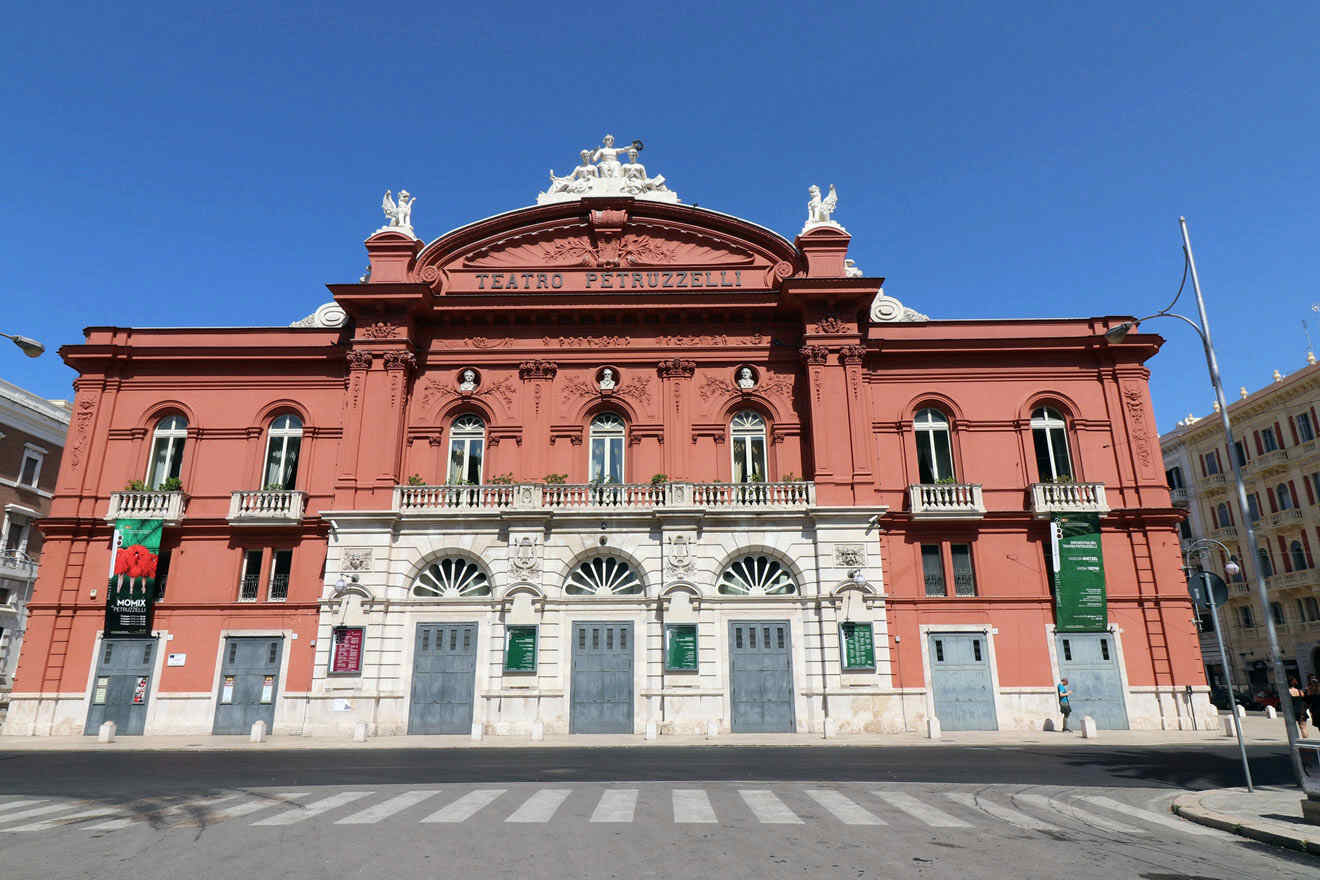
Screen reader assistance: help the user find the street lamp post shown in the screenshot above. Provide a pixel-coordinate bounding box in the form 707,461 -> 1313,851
1106,217 -> 1306,788
0,331 -> 45,358
1184,538 -> 1252,790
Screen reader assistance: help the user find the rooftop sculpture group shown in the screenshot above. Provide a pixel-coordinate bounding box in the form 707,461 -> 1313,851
538,135 -> 679,204
378,189 -> 416,238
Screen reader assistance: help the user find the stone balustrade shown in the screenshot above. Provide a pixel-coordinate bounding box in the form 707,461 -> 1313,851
393,481 -> 816,514
1169,487 -> 1189,507
105,490 -> 187,525
1248,448 -> 1289,474
227,490 -> 307,525
1028,482 -> 1109,517
908,483 -> 986,519
0,549 -> 37,583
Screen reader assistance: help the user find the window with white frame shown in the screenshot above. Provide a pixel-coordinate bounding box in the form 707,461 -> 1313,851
1204,451 -> 1221,475
268,549 -> 292,600
589,413 -> 625,483
447,414 -> 485,485
1030,407 -> 1073,481
914,408 -> 955,483
730,410 -> 767,483
238,549 -> 263,601
18,445 -> 44,487
1296,412 -> 1315,443
2,513 -> 30,556
147,415 -> 188,489
262,414 -> 303,490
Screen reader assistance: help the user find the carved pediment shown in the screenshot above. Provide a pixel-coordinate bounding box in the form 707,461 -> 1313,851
462,221 -> 754,270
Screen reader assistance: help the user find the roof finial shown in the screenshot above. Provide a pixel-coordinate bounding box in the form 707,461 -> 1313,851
1274,369 -> 1283,382
1240,386 -> 1248,399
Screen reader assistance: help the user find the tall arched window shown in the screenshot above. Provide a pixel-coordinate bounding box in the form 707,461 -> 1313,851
1258,546 -> 1274,578
1277,483 -> 1294,510
1290,540 -> 1308,571
1031,406 -> 1073,481
447,415 -> 485,484
589,413 -> 625,483
263,414 -> 303,490
731,410 -> 767,483
147,414 -> 188,489
914,408 -> 954,483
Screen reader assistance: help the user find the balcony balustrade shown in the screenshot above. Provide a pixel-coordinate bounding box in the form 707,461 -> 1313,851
0,549 -> 37,582
1202,473 -> 1228,495
227,490 -> 307,525
393,481 -> 817,514
1266,508 -> 1304,530
1169,487 -> 1189,508
908,483 -> 986,519
1028,482 -> 1109,518
1211,524 -> 1239,540
105,490 -> 187,525
1249,448 -> 1289,475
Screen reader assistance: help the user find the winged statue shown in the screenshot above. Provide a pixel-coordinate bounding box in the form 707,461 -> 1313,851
806,184 -> 838,225
381,189 -> 415,231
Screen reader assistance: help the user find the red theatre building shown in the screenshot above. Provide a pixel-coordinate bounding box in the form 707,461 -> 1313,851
6,145 -> 1211,738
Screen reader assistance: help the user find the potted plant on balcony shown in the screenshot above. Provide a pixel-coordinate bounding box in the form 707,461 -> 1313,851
263,482 -> 287,492
125,479 -> 147,491
650,473 -> 669,486
543,473 -> 567,484
489,473 -> 515,485
160,477 -> 183,492
407,474 -> 426,486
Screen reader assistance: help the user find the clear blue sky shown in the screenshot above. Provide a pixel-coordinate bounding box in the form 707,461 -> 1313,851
3,2 -> 1316,434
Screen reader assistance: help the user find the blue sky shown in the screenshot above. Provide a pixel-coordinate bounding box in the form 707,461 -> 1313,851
3,2 -> 1316,434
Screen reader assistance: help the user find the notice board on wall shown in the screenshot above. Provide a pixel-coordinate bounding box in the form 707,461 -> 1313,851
504,625 -> 538,672
664,624 -> 698,671
330,626 -> 364,675
1052,513 -> 1108,632
840,622 -> 875,670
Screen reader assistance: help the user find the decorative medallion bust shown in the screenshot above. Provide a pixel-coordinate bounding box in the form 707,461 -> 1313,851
737,367 -> 757,390
458,369 -> 479,392
598,368 -> 617,391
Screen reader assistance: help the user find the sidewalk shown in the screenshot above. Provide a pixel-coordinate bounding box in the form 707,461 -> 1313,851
1173,786 -> 1320,855
0,714 -> 1290,752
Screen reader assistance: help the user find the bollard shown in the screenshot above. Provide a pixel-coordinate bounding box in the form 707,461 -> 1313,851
1223,715 -> 1237,737
644,720 -> 658,740
706,719 -> 720,738
470,722 -> 483,742
822,717 -> 837,739
352,721 -> 368,742
1236,704 -> 1247,719
926,716 -> 941,740
1081,716 -> 1098,738
97,721 -> 116,743
249,720 -> 267,743
1265,705 -> 1277,720
530,720 -> 544,741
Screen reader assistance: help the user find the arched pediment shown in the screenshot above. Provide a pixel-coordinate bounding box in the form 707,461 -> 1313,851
413,199 -> 801,294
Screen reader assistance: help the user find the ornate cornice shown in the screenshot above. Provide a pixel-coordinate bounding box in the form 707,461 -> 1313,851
519,360 -> 558,380
657,358 -> 696,379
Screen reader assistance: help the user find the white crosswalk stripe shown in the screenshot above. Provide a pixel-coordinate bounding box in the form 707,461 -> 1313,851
1013,793 -> 1146,835
1078,795 -> 1219,836
208,793 -> 309,823
86,793 -> 242,831
739,790 -> 803,824
421,789 -> 505,823
0,799 -> 47,815
0,802 -> 85,829
336,790 -> 441,825
8,805 -> 131,832
672,789 -> 717,823
805,790 -> 886,825
505,789 -> 570,823
252,791 -> 372,826
590,789 -> 637,823
945,792 -> 1060,831
870,790 -> 972,827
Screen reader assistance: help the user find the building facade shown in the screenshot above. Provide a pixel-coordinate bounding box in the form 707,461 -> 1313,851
5,145 -> 1210,738
1160,356 -> 1320,695
0,379 -> 70,700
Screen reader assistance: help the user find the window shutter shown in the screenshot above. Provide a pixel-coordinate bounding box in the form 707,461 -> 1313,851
1227,503 -> 1235,526
1278,535 -> 1292,572
1254,431 -> 1263,455
1291,417 -> 1301,445
1302,531 -> 1315,568
1275,422 -> 1286,448
1267,487 -> 1278,513
1310,407 -> 1318,435
1215,450 -> 1223,472
1198,454 -> 1207,477
1290,480 -> 1300,507
1307,477 -> 1316,506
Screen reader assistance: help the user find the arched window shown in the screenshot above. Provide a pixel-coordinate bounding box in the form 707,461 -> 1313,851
1031,406 -> 1073,481
147,414 -> 188,489
412,557 -> 491,598
731,410 -> 767,483
1258,546 -> 1274,578
447,415 -> 485,485
263,414 -> 303,490
1277,484 -> 1293,510
914,408 -> 955,483
589,413 -> 626,483
1290,540 -> 1308,571
565,556 -> 642,595
717,554 -> 798,595
1216,502 -> 1230,528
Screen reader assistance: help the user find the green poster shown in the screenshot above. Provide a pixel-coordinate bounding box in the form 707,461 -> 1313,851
504,626 -> 538,672
840,622 -> 875,669
106,519 -> 163,636
665,624 -> 698,671
1053,513 -> 1108,632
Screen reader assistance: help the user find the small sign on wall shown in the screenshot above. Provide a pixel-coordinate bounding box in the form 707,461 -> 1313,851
330,627 -> 365,675
665,624 -> 699,672
167,653 -> 186,667
504,625 -> 538,673
840,622 -> 875,670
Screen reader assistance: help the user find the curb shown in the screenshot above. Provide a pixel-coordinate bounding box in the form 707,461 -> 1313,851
1171,792 -> 1320,855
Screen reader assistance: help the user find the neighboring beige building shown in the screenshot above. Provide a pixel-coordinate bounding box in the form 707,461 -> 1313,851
1160,354 -> 1320,697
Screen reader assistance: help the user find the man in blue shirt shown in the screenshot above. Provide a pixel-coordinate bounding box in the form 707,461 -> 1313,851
1058,678 -> 1073,732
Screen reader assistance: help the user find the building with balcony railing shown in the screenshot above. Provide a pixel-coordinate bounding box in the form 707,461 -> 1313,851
6,142 -> 1203,739
1160,353 -> 1320,694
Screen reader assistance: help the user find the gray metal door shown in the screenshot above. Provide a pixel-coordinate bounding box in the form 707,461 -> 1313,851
84,637 -> 157,736
408,623 -> 478,734
571,622 -> 633,734
928,632 -> 997,730
1055,632 -> 1129,729
213,637 -> 283,734
729,620 -> 795,733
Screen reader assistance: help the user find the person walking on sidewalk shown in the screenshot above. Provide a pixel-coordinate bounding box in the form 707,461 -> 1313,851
1307,675 -> 1320,735
1288,678 -> 1309,738
1058,678 -> 1073,732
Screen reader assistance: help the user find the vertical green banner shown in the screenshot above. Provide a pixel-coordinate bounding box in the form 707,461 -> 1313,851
106,519 -> 163,636
1052,513 -> 1108,632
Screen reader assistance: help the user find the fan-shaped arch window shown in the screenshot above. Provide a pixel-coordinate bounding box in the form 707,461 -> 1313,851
263,414 -> 303,490
717,554 -> 798,595
1277,483 -> 1294,510
731,410 -> 767,483
914,408 -> 954,483
147,414 -> 188,489
412,557 -> 491,598
447,415 -> 485,485
1031,406 -> 1073,481
589,413 -> 626,483
1290,540 -> 1308,571
565,556 -> 642,595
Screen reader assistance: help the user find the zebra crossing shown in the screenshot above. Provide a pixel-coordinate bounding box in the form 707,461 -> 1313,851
0,785 -> 1219,837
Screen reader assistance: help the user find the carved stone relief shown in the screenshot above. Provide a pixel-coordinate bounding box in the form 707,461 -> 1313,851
343,548 -> 373,572
834,544 -> 866,568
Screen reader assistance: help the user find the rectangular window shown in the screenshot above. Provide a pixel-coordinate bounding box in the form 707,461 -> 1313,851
155,550 -> 172,600
1062,639 -> 1072,661
921,544 -> 946,596
972,639 -> 982,662
1262,429 -> 1278,452
1297,413 -> 1315,443
238,550 -> 263,601
1233,441 -> 1247,468
1100,638 -> 1110,661
934,639 -> 944,662
1178,520 -> 1192,540
0,588 -> 10,605
840,622 -> 875,670
1306,597 -> 1320,621
951,544 -> 976,596
1165,467 -> 1184,490
1204,452 -> 1220,475
269,550 -> 292,601
1271,602 -> 1285,625
18,447 -> 43,487
1248,495 -> 1261,522
1239,606 -> 1255,628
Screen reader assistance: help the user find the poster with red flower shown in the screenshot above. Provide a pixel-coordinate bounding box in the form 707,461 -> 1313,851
106,519 -> 164,636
